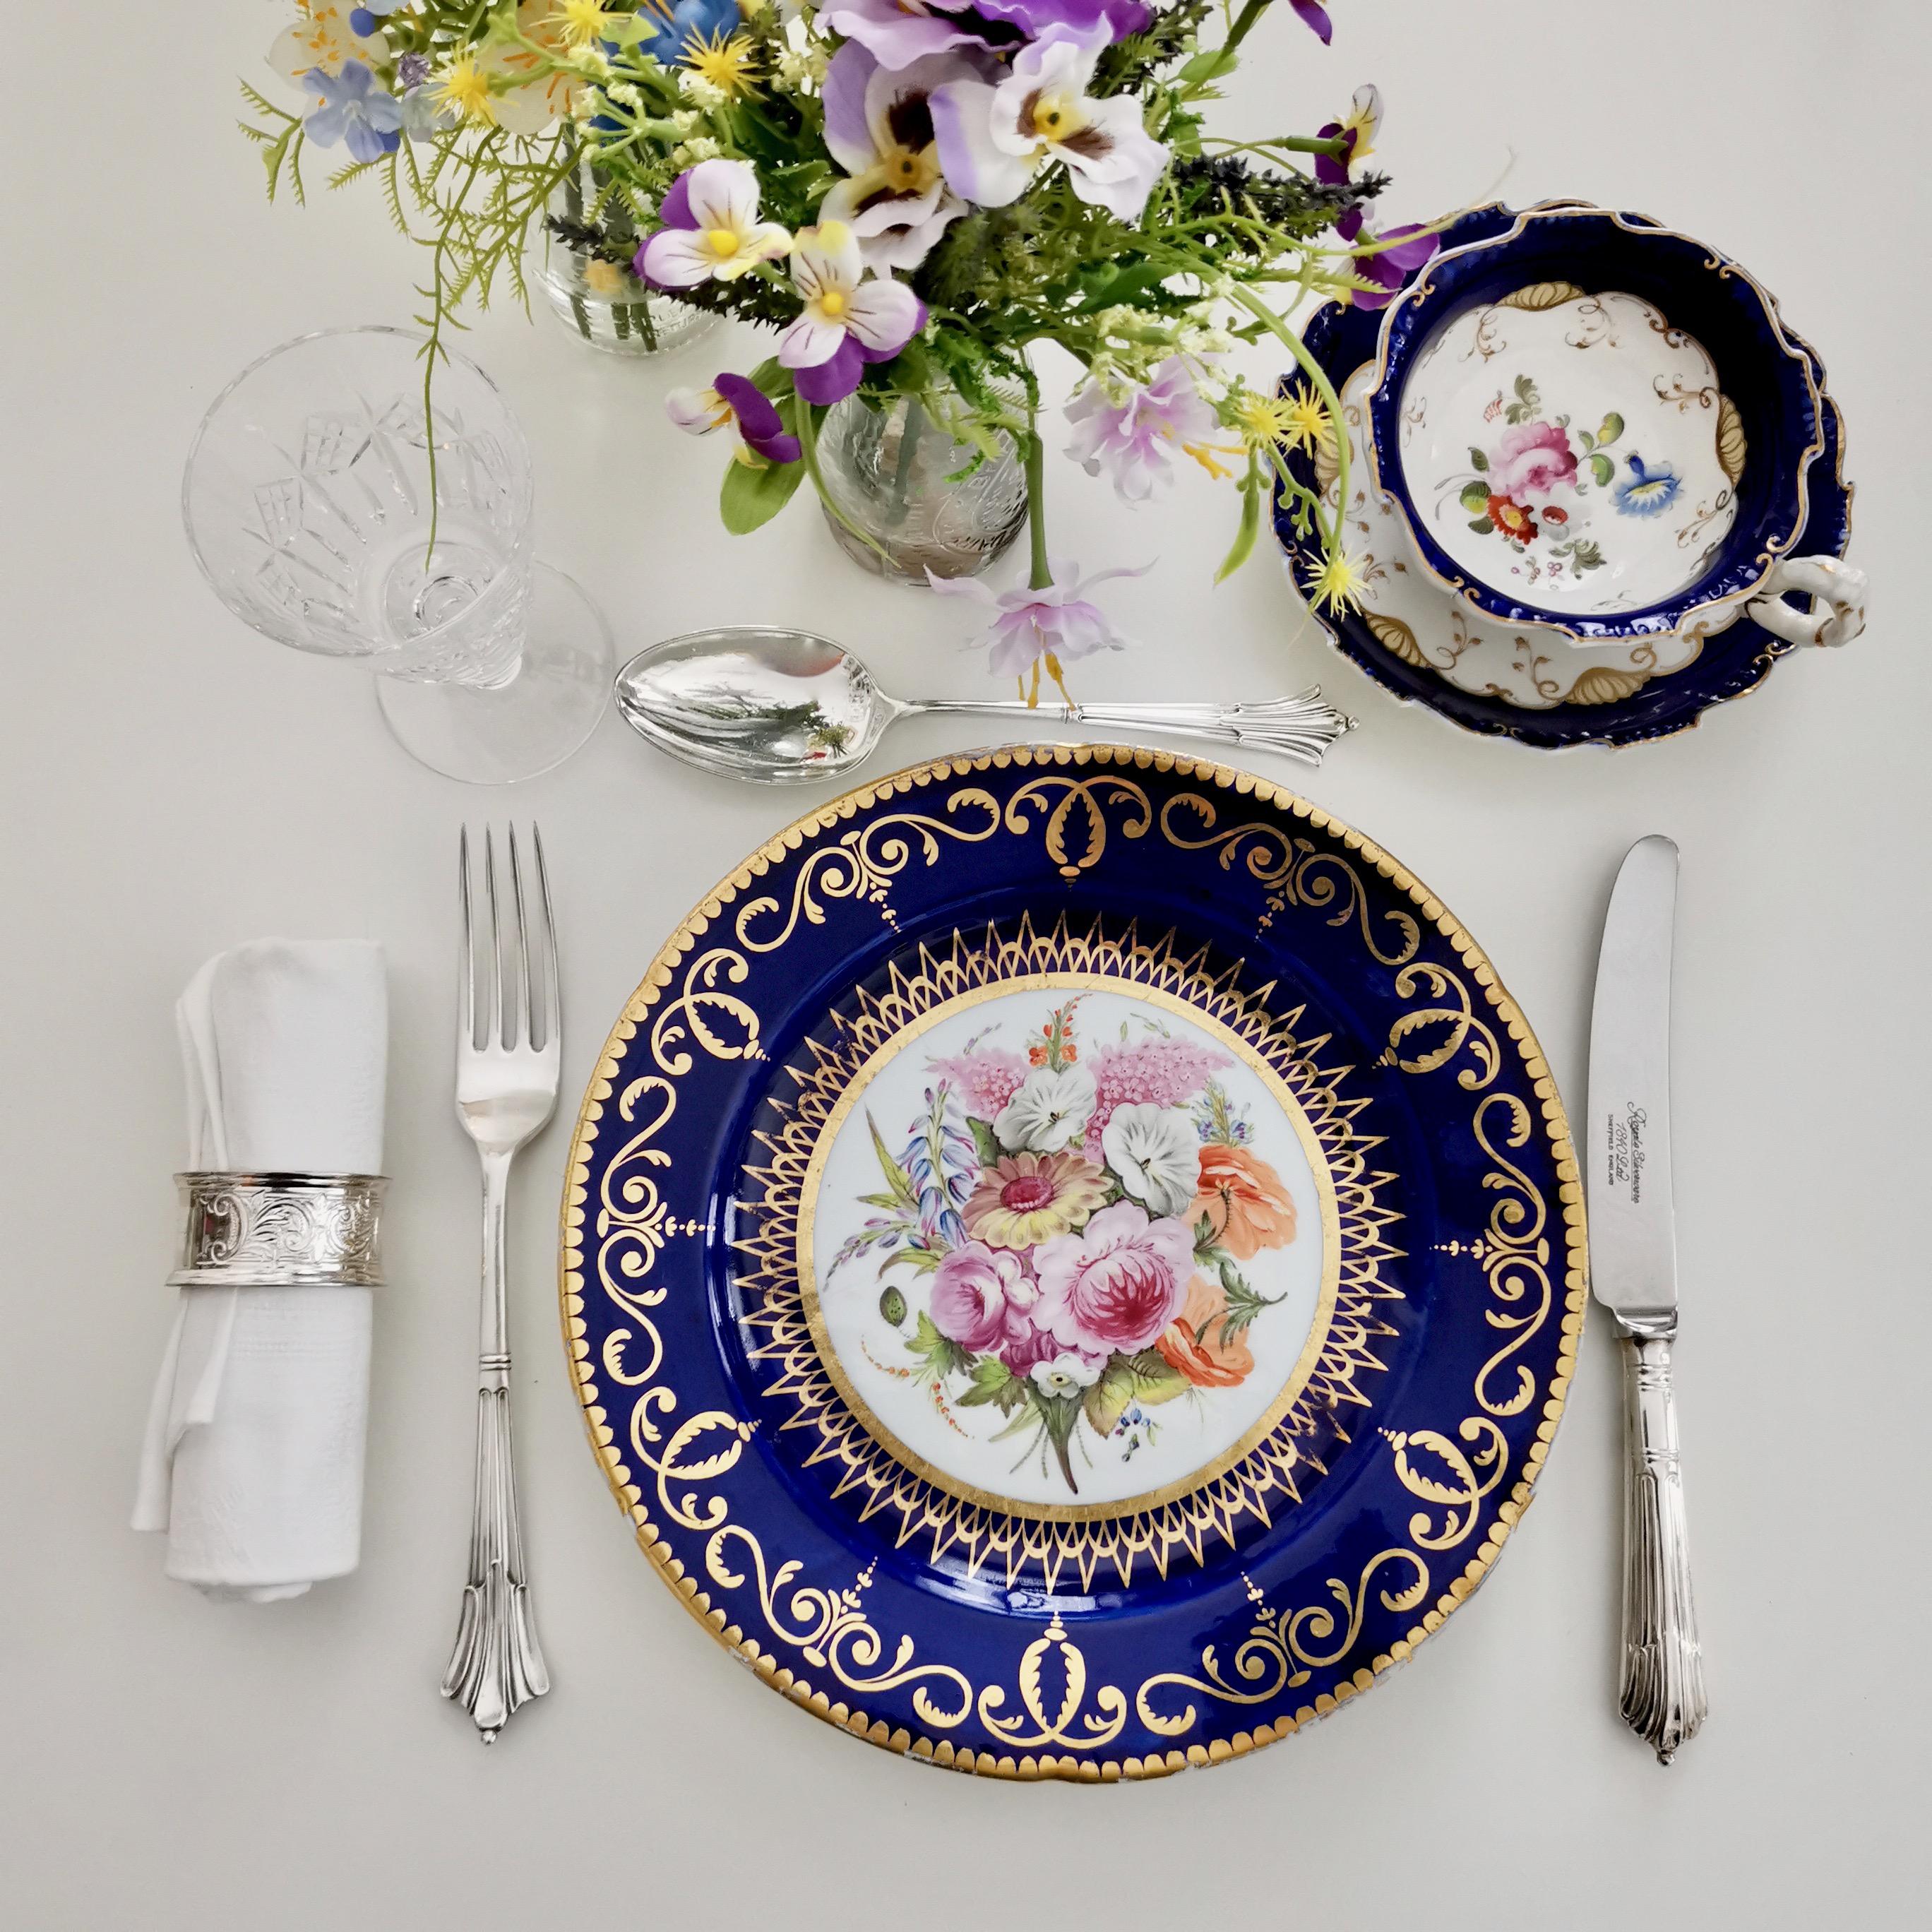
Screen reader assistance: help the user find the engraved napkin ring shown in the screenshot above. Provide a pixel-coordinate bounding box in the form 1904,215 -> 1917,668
168,1172 -> 388,1289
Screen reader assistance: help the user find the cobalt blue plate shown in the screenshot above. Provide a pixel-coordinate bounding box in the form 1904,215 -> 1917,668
563,746 -> 1586,1778
1276,203 -> 1854,747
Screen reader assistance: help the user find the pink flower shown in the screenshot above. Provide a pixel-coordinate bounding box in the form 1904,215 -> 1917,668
929,1047 -> 1029,1121
1032,1200 -> 1194,1354
1489,420 -> 1578,502
1083,1036 -> 1228,1155
1064,357 -> 1222,503
929,1242 -> 1034,1353
928,558 -> 1144,679
996,1312 -> 1068,1378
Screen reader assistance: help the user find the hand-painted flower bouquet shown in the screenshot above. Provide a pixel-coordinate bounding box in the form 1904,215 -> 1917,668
831,996 -> 1302,1497
247,2 -> 1436,694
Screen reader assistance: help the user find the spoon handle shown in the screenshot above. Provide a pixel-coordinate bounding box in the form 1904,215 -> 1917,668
914,688 -> 1354,767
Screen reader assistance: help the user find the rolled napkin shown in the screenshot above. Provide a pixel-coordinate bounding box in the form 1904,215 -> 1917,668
133,940 -> 388,1601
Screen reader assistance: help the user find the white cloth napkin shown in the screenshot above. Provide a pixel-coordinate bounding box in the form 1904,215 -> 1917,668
132,940 -> 388,1602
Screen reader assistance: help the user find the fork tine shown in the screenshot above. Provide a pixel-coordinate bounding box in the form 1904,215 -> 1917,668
458,825 -> 475,1049
532,823 -> 559,1053
484,825 -> 503,1051
508,824 -> 533,1055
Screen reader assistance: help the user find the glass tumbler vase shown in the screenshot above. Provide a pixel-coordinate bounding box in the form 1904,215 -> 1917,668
816,386 -> 1029,584
538,153 -> 719,359
182,326 -> 611,784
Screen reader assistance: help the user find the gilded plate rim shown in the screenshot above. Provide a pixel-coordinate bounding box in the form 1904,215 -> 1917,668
557,743 -> 1588,1781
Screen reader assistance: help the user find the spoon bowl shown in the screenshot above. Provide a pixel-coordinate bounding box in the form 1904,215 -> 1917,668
614,628 -> 1354,785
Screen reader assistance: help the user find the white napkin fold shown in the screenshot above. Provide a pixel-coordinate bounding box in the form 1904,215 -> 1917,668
132,940 -> 388,1602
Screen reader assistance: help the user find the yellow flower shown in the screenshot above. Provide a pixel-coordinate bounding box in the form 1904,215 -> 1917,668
1308,549 -> 1366,615
436,54 -> 499,126
551,0 -> 614,48
686,28 -> 760,98
583,257 -> 626,297
1233,385 -> 1329,456
1278,384 -> 1331,455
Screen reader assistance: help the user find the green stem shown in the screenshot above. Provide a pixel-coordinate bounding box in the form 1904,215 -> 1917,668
1025,429 -> 1050,592
796,398 -> 896,569
1220,0 -> 1272,59
1224,283 -> 1350,556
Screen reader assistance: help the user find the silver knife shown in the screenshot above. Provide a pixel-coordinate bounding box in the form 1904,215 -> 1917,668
1587,835 -> 1707,1763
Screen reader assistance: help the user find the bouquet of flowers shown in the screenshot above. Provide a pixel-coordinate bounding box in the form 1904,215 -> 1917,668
830,996 -> 1301,1496
247,3 -> 1436,694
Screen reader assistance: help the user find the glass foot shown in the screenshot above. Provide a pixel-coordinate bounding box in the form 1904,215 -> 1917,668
374,562 -> 612,784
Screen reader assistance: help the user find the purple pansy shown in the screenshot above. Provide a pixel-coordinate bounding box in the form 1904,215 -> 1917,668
665,374 -> 802,467
927,558 -> 1145,678
819,0 -> 1147,73
1290,0 -> 1333,43
1347,222 -> 1439,309
304,60 -> 404,162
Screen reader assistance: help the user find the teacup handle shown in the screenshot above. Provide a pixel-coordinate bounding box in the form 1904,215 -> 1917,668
1746,554 -> 1868,649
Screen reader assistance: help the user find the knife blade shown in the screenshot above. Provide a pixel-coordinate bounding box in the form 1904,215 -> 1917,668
1588,834 -> 1678,1323
1587,834 -> 1705,1763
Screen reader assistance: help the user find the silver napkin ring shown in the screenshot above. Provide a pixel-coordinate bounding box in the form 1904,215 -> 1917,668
168,1171 -> 388,1289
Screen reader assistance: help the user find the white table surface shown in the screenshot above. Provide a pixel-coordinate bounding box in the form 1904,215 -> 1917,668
6,2 -> 1928,1924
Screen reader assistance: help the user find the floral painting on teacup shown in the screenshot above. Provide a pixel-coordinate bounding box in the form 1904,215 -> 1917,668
1399,289 -> 1746,615
1292,366 -> 1708,708
804,986 -> 1332,1513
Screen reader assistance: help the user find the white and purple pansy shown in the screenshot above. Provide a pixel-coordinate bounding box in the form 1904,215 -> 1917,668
1315,83 -> 1381,241
664,373 -> 802,468
777,222 -> 929,406
929,24 -> 1169,221
820,42 -> 984,273
636,160 -> 793,287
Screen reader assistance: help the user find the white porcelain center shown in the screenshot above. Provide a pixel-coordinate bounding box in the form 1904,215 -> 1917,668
1397,288 -> 1743,614
800,982 -> 1334,1517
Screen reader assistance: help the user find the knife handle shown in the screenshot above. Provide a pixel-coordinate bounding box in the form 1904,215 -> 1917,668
1618,1330 -> 1707,1763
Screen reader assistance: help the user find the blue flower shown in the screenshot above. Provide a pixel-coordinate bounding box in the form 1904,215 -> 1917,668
641,0 -> 740,65
347,3 -> 402,35
1612,453 -> 1683,518
306,60 -> 404,161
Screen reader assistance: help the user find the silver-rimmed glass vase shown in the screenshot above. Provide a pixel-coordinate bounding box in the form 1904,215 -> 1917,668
181,326 -> 611,784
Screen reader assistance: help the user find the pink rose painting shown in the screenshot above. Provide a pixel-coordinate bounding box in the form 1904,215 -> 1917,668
1489,419 -> 1576,501
829,996 -> 1303,1496
1033,1201 -> 1195,1354
929,1241 -> 1032,1354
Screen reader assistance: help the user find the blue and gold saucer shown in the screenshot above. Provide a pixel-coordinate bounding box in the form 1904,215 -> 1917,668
1277,203 -> 1856,746
563,747 -> 1585,1777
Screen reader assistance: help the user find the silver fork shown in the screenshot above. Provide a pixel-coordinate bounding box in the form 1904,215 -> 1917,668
442,824 -> 556,1743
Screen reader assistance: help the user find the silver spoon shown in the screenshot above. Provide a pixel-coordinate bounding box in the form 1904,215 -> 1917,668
614,628 -> 1355,785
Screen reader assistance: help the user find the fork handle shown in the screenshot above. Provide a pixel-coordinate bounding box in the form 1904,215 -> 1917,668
441,1150 -> 549,1741
1618,1328 -> 1705,1763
